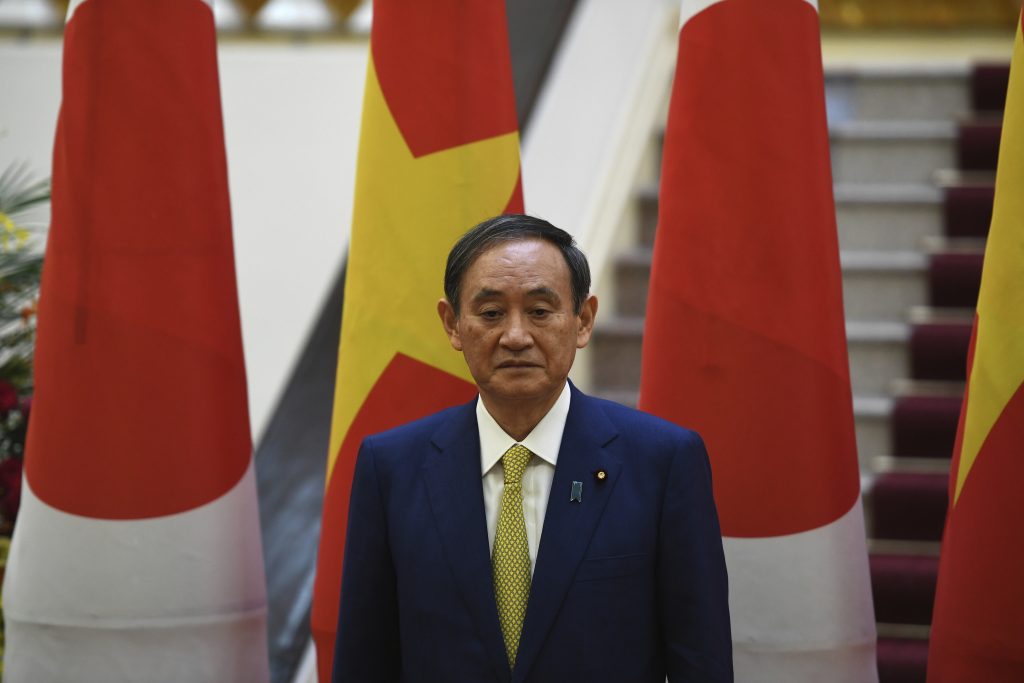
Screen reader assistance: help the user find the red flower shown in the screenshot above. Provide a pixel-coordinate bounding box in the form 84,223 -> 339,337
0,380 -> 16,413
0,458 -> 22,523
18,395 -> 31,420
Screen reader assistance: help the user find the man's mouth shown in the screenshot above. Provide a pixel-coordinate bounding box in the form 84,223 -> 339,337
497,361 -> 539,369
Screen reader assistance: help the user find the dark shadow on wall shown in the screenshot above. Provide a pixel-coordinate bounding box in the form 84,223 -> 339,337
507,0 -> 580,132
255,265 -> 343,683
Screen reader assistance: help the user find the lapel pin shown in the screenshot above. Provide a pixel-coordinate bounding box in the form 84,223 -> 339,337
594,469 -> 607,483
570,480 -> 583,503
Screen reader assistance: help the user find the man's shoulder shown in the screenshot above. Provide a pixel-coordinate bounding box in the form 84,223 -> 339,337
576,390 -> 706,454
576,392 -> 713,492
362,398 -> 474,450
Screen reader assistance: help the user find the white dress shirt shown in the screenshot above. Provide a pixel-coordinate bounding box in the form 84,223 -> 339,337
477,381 -> 571,573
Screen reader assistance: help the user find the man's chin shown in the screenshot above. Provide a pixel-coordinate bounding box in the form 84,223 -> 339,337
481,378 -> 563,405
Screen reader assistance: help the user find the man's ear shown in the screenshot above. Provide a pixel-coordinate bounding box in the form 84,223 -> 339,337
576,294 -> 598,349
437,298 -> 463,351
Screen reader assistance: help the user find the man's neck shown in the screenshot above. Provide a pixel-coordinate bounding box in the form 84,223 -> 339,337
480,382 -> 567,442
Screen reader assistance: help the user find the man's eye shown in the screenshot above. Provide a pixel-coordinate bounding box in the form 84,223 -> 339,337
480,310 -> 502,319
531,308 -> 551,318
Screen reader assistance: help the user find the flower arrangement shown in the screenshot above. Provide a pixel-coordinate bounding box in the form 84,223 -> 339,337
0,162 -> 49,535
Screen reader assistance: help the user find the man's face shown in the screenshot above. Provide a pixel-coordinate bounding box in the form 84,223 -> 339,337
438,238 -> 597,409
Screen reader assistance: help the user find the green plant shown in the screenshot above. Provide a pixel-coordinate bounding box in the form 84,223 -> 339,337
0,163 -> 47,398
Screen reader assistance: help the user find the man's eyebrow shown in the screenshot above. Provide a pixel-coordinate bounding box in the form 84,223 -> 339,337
471,288 -> 502,302
527,287 -> 561,301
469,286 -> 562,302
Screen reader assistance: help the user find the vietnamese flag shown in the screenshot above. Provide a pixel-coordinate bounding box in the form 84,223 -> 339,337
927,11 -> 1024,682
1,1 -> 269,681
309,1 -> 524,679
639,1 -> 876,680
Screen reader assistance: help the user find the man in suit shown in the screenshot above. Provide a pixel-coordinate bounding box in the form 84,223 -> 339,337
332,214 -> 732,682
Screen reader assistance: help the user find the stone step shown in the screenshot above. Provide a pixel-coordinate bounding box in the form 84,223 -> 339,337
635,185 -> 659,248
907,305 -> 974,324
871,455 -> 952,476
877,623 -> 931,640
825,64 -> 969,123
829,120 -> 956,184
841,250 -> 929,321
843,321 -> 914,396
613,247 -> 929,322
835,183 -> 943,250
589,316 -> 646,392
612,248 -> 653,319
891,378 -> 965,398
853,395 -> 893,467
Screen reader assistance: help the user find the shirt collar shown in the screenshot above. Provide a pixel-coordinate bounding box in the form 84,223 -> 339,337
477,381 -> 571,476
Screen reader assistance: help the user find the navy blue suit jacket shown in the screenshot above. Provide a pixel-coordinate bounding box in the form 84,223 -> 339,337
332,383 -> 732,682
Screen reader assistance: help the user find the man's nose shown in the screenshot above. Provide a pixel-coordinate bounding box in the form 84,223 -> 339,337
500,312 -> 533,350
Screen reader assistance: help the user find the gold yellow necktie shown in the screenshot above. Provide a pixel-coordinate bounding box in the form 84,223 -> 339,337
492,444 -> 533,668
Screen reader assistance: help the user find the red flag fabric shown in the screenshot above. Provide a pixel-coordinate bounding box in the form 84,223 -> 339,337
639,0 -> 876,679
1,0 -> 269,680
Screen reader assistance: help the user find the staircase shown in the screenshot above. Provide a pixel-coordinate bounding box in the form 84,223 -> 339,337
588,61 -> 1008,683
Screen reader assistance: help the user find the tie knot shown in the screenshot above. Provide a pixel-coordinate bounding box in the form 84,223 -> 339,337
501,444 -> 532,485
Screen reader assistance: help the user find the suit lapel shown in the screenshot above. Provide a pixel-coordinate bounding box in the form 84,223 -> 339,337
513,387 -> 621,682
422,399 -> 511,683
